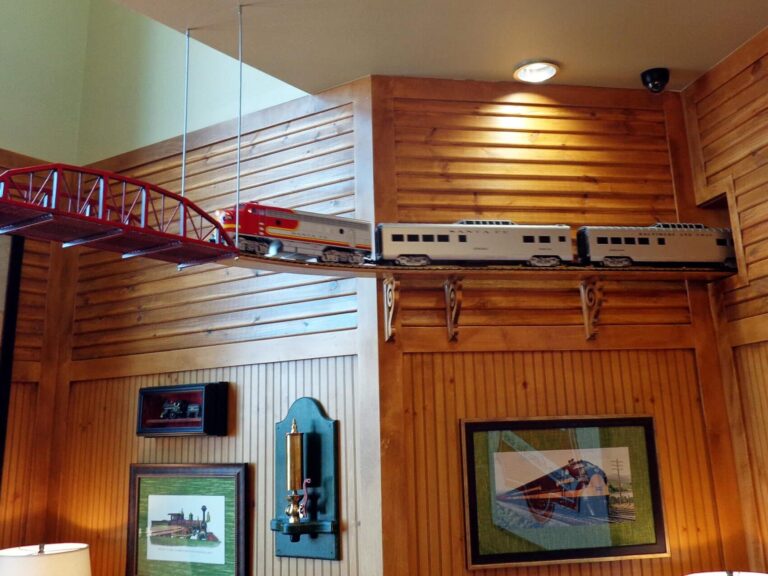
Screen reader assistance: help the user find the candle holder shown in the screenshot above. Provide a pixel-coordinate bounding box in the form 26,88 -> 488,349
270,397 -> 339,560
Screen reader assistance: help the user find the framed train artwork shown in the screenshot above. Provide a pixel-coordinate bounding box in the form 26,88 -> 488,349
137,383 -> 228,437
460,416 -> 667,568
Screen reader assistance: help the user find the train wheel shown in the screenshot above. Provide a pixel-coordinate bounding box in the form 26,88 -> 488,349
394,255 -> 431,266
602,256 -> 633,268
529,255 -> 562,267
526,497 -> 555,522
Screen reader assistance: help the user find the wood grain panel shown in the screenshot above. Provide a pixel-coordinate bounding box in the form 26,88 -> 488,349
74,89 -> 366,361
53,357 -> 367,576
734,341 -> 768,565
397,350 -> 722,576
14,240 -> 50,363
391,86 -> 676,227
397,279 -> 691,328
0,382 -> 38,548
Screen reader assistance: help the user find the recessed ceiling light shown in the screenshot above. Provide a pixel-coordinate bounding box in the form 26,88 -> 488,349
513,60 -> 559,83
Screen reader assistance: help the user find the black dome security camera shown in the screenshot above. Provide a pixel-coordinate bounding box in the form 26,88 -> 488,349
640,68 -> 670,93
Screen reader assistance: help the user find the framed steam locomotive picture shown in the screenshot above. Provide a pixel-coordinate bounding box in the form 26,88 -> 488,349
461,416 -> 667,569
137,383 -> 228,437
127,464 -> 247,576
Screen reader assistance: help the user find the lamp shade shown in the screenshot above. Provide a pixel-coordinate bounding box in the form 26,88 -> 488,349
0,543 -> 91,576
687,572 -> 768,576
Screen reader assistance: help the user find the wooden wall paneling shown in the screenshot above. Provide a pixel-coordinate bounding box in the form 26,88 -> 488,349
688,283 -> 750,568
387,77 -> 676,229
734,341 -> 768,566
74,84 -> 368,362
709,282 -> 765,569
0,382 -> 37,548
396,350 -> 724,576
54,357 -> 367,576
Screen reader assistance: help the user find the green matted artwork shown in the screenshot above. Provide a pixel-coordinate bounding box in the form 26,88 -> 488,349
127,464 -> 247,576
461,416 -> 667,569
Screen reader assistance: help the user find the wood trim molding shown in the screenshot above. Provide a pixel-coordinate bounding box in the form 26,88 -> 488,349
383,75 -> 664,109
728,312 -> 768,347
398,324 -> 696,353
707,283 -> 766,569
0,148 -> 47,169
688,283 -> 750,568
69,330 -> 360,381
11,361 -> 41,383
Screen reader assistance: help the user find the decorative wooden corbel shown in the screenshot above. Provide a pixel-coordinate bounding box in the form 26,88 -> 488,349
443,277 -> 463,341
382,275 -> 400,342
579,277 -> 604,340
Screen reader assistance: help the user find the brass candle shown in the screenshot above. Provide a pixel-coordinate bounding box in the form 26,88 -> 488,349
286,419 -> 303,492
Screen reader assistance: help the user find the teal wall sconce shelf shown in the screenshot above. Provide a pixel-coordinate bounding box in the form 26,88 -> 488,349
270,397 -> 340,560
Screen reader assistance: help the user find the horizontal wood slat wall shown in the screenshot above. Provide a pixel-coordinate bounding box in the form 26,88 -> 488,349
400,350 -> 722,576
55,357 -> 366,576
684,28 -> 768,286
373,77 -> 691,328
74,86 -> 364,361
390,81 -> 675,226
684,29 -> 768,569
0,382 -> 37,548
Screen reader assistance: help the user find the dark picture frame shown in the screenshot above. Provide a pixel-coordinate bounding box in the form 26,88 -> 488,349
136,383 -> 228,437
0,235 -> 24,489
127,464 -> 247,576
461,416 -> 667,569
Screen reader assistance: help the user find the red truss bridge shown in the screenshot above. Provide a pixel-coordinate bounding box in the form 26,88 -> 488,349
0,164 -> 237,266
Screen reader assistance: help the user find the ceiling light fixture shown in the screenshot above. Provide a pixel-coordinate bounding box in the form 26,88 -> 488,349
513,60 -> 559,83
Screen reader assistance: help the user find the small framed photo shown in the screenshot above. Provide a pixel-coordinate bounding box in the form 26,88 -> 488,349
461,416 -> 667,569
137,383 -> 228,437
127,464 -> 247,576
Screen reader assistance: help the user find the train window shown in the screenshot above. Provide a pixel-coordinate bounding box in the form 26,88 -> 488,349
559,236 -> 566,242
539,236 -> 551,243
610,237 -> 621,245
597,237 -> 608,244
422,234 -> 435,242
639,237 -> 650,245
624,237 -> 636,245
716,238 -> 727,246
438,235 -> 449,242
658,238 -> 666,245
392,234 -> 404,242
407,234 -> 419,242
523,235 -> 534,243
459,235 -> 467,242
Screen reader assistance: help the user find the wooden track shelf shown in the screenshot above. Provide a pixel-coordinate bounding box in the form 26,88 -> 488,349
227,253 -> 734,342
228,253 -> 733,282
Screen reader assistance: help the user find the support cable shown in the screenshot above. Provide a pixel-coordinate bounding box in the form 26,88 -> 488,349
181,28 -> 191,198
235,5 -> 244,248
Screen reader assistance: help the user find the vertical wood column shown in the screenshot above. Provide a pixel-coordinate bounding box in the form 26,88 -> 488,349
25,243 -> 78,542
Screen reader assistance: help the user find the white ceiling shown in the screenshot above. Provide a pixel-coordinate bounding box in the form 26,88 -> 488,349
117,0 -> 768,93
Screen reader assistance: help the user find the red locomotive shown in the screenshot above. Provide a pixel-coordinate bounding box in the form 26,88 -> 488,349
216,202 -> 371,264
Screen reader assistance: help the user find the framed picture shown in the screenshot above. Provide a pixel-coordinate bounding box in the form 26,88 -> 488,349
136,383 -> 228,437
127,464 -> 247,576
461,416 -> 667,569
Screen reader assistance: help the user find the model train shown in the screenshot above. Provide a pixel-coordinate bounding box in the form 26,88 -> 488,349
216,202 -> 735,268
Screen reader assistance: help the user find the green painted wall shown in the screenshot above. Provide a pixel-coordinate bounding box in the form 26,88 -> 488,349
0,0 -> 90,163
77,0 -> 306,164
0,0 -> 305,165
